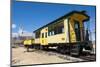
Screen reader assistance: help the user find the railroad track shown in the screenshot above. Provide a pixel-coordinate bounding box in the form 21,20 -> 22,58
43,50 -> 96,61
79,52 -> 96,61
32,48 -> 96,62
79,55 -> 96,61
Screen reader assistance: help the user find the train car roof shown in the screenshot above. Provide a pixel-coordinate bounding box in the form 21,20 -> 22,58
33,10 -> 90,33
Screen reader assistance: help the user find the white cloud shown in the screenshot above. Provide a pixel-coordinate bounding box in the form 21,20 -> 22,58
12,24 -> 16,29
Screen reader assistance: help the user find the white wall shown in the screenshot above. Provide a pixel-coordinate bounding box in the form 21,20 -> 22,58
64,18 -> 69,43
48,33 -> 66,43
35,38 -> 40,44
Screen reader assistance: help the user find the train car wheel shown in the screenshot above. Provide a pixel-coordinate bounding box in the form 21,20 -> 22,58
70,44 -> 81,56
25,45 -> 29,52
40,45 -> 44,50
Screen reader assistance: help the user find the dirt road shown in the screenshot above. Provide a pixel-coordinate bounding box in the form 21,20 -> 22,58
12,47 -> 84,66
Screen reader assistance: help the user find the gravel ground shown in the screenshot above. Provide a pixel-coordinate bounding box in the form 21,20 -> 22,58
12,47 -> 84,66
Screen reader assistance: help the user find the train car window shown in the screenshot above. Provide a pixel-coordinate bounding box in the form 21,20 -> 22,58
54,29 -> 57,34
35,32 -> 40,38
45,32 -> 47,38
42,33 -> 44,38
53,31 -> 55,35
75,23 -> 78,29
51,31 -> 53,35
62,27 -> 64,33
57,26 -> 64,34
51,31 -> 54,35
48,31 -> 51,36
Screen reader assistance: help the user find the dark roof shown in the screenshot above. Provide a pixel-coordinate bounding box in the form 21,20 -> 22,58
33,10 -> 90,33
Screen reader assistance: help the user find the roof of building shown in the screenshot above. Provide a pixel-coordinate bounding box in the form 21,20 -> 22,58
33,10 -> 90,33
12,32 -> 34,38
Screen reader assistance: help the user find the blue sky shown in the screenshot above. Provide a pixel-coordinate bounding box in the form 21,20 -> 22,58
11,0 -> 96,40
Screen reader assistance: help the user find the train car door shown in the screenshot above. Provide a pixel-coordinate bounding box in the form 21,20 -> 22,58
40,28 -> 48,45
74,21 -> 81,41
69,20 -> 83,42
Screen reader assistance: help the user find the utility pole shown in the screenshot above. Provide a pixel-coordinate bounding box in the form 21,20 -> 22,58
18,25 -> 24,40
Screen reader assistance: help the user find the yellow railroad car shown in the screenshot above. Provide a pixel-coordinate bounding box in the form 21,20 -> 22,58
25,11 -> 93,56
23,39 -> 34,47
23,40 -> 33,45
